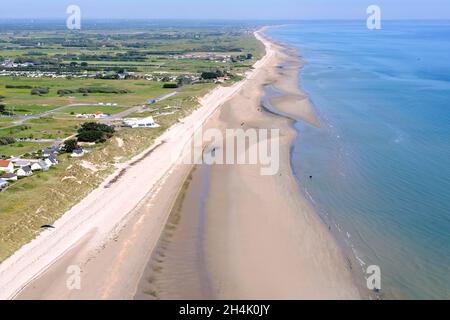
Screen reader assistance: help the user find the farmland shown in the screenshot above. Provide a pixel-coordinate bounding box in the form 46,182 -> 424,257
0,20 -> 264,261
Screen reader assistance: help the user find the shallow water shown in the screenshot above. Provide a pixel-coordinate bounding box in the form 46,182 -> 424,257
267,21 -> 450,299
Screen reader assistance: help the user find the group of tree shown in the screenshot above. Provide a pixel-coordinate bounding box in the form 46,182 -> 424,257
31,87 -> 49,95
77,122 -> 115,143
63,122 -> 115,152
63,139 -> 79,153
0,105 -> 13,116
5,85 -> 33,89
0,136 -> 15,146
201,69 -> 227,80
57,87 -> 131,96
0,96 -> 13,116
231,53 -> 253,62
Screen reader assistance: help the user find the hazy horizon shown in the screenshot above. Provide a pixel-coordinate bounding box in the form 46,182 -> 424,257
0,0 -> 448,20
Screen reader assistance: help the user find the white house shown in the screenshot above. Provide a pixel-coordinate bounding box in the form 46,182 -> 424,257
123,116 -> 159,128
31,160 -> 50,171
94,112 -> 109,119
0,178 -> 8,189
1,173 -> 18,181
0,160 -> 14,173
31,162 -> 42,171
44,158 -> 54,167
43,146 -> 60,157
12,159 -> 31,168
16,166 -> 33,177
71,149 -> 85,158
43,155 -> 58,167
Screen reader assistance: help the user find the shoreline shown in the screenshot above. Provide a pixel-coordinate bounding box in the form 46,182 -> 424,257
5,27 -> 362,300
134,30 -> 362,299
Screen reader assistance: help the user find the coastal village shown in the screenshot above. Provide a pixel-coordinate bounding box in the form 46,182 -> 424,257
0,112 -> 160,191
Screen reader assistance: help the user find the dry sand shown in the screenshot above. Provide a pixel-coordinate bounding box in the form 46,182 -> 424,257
3,29 -> 361,300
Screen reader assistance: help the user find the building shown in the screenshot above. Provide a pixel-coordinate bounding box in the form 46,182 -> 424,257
0,160 -> 14,173
16,166 -> 33,177
47,155 -> 59,165
123,116 -> 159,128
43,155 -> 58,167
0,178 -> 8,190
1,173 -> 18,181
71,149 -> 85,158
38,160 -> 50,171
95,111 -> 109,119
43,145 -> 60,157
31,160 -> 50,171
12,159 -> 31,168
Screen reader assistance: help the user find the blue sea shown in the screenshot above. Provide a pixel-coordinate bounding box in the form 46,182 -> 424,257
267,21 -> 450,299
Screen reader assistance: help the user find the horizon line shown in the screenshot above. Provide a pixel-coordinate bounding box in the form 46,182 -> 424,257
1,17 -> 450,21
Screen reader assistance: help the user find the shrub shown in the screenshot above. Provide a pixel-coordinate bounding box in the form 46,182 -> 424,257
77,122 -> 115,143
77,130 -> 105,143
163,82 -> 179,89
201,69 -> 225,80
5,85 -> 33,89
0,136 -> 15,146
78,122 -> 115,135
57,87 -> 131,96
31,87 -> 49,95
63,139 -> 78,153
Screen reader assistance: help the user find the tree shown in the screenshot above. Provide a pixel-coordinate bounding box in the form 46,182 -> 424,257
201,69 -> 224,80
78,122 -> 115,135
0,136 -> 15,146
77,130 -> 104,143
64,139 -> 78,153
77,122 -> 115,143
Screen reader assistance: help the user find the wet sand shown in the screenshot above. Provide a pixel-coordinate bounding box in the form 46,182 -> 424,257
135,31 -> 362,300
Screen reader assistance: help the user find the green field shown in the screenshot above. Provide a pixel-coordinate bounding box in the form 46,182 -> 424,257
56,105 -> 129,115
0,78 -> 172,107
0,141 -> 52,157
2,104 -> 60,116
0,117 -> 83,139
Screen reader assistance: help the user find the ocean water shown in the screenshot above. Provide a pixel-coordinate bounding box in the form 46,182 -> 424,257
267,21 -> 450,299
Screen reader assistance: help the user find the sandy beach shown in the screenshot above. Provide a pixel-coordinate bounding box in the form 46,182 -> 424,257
135,31 -> 361,299
2,28 -> 361,300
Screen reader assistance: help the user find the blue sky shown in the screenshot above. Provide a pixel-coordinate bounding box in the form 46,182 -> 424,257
0,0 -> 449,19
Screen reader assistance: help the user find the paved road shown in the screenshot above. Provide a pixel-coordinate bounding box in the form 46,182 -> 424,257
13,104 -> 98,125
10,90 -> 178,126
100,91 -> 178,123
